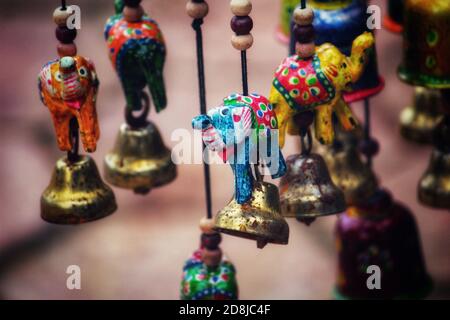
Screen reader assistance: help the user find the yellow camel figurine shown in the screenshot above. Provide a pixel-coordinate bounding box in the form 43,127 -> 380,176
269,32 -> 375,147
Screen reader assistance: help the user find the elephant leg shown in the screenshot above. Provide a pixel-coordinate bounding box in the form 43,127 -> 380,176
139,50 -> 167,113
271,92 -> 295,149
232,164 -> 254,204
314,102 -> 335,145
77,93 -> 99,153
334,98 -> 358,131
50,111 -> 72,152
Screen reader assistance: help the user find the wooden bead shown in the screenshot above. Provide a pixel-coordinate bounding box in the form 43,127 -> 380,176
124,0 -> 141,7
230,0 -> 252,16
293,24 -> 315,43
202,248 -> 222,267
57,43 -> 77,57
123,5 -> 144,22
55,26 -> 77,44
231,34 -> 253,51
201,232 -> 222,250
199,217 -> 216,234
293,7 -> 314,26
231,16 -> 253,35
186,1 -> 209,19
53,7 -> 72,27
295,42 -> 316,58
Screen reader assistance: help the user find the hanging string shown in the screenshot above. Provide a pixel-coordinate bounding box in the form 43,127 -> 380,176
363,98 -> 372,167
192,17 -> 213,220
61,0 -> 67,10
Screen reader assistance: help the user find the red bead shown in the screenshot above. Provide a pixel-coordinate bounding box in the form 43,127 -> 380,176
293,24 -> 315,43
231,15 -> 253,35
55,26 -> 77,44
201,232 -> 222,250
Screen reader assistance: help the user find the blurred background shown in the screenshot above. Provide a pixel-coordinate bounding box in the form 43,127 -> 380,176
0,0 -> 448,299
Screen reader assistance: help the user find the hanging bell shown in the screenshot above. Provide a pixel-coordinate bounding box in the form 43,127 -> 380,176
398,0 -> 450,89
334,189 -> 432,299
104,121 -> 177,194
279,153 -> 346,221
323,141 -> 378,206
400,87 -> 443,144
384,0 -> 405,33
418,114 -> 450,209
305,0 -> 385,103
41,156 -> 117,224
214,181 -> 289,249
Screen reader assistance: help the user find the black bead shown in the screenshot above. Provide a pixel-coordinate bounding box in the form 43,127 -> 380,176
293,111 -> 314,130
231,16 -> 253,35
359,138 -> 380,157
124,0 -> 141,7
55,26 -> 77,44
201,232 -> 222,250
293,24 -> 315,44
192,0 -> 205,3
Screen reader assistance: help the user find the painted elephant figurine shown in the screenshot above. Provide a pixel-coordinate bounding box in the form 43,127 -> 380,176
192,93 -> 287,204
38,55 -> 100,152
269,32 -> 375,147
104,3 -> 166,112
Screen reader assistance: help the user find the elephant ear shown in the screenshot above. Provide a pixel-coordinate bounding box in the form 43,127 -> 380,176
231,106 -> 253,145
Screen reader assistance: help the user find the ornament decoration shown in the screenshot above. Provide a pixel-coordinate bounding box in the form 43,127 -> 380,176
103,0 -> 176,194
38,0 -> 117,224
181,0 -> 238,300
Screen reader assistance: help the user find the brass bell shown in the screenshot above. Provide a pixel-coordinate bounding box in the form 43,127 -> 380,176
418,113 -> 450,209
400,87 -> 443,144
41,155 -> 117,224
279,153 -> 346,221
104,121 -> 177,194
214,181 -> 289,249
324,143 -> 378,206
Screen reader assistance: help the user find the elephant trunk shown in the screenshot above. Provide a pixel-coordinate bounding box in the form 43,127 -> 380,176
60,56 -> 85,109
349,32 -> 375,83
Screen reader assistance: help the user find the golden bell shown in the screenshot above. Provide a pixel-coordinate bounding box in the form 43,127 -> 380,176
214,181 -> 289,249
279,153 -> 346,220
418,149 -> 450,209
400,87 -> 443,144
41,155 -> 117,224
324,143 -> 378,206
104,122 -> 177,194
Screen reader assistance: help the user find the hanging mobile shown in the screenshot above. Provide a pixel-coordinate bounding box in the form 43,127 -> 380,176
272,1 -> 374,223
103,0 -> 176,194
192,0 -> 289,249
38,1 -> 117,224
181,0 -> 238,300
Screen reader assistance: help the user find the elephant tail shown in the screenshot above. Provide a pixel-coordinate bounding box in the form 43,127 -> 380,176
139,45 -> 167,113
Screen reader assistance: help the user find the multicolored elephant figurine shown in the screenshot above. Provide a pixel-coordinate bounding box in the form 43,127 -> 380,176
269,32 -> 375,147
38,55 -> 100,152
104,1 -> 166,112
180,250 -> 238,300
192,93 -> 287,204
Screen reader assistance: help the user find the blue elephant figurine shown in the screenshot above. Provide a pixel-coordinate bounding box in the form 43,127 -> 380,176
192,93 -> 287,204
104,0 -> 166,112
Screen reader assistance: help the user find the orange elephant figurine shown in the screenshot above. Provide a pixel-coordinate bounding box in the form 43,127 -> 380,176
38,55 -> 100,152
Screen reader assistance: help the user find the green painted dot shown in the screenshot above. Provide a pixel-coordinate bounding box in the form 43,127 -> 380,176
290,89 -> 300,98
426,29 -> 439,47
282,68 -> 289,76
289,77 -> 300,85
259,103 -> 267,111
310,87 -> 320,96
306,75 -> 318,86
302,92 -> 310,100
271,117 -> 277,127
243,97 -> 253,103
426,55 -> 437,69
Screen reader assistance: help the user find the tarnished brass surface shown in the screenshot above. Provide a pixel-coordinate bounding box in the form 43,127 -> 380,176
418,149 -> 450,209
104,122 -> 177,194
41,155 -> 117,224
279,153 -> 346,218
214,181 -> 289,249
400,87 -> 443,144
